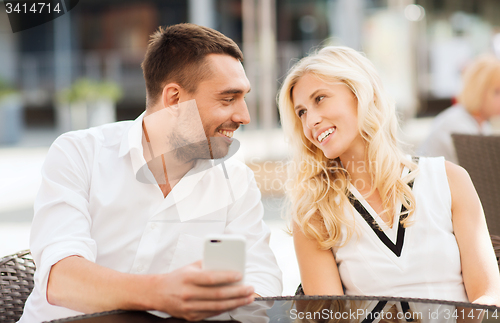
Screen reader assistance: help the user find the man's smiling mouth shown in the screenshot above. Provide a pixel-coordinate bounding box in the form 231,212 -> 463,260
217,130 -> 234,138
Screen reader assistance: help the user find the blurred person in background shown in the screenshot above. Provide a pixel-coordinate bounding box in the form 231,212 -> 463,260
278,46 -> 500,306
418,54 -> 500,163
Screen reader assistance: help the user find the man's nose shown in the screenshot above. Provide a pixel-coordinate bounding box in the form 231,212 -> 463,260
233,99 -> 251,125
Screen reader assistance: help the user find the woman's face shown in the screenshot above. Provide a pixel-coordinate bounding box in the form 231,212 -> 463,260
480,73 -> 500,119
292,73 -> 365,161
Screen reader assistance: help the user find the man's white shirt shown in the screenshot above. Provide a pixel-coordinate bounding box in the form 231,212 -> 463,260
19,113 -> 282,322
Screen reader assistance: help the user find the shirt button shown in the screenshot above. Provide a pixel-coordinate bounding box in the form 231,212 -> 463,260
151,223 -> 158,230
137,265 -> 144,272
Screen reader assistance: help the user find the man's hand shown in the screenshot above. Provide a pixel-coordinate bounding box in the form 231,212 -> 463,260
154,261 -> 255,321
48,257 -> 254,321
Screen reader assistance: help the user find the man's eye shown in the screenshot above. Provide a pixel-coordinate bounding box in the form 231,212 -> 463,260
315,95 -> 325,103
223,98 -> 235,103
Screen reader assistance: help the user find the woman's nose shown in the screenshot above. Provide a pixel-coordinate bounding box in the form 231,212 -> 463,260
306,109 -> 322,130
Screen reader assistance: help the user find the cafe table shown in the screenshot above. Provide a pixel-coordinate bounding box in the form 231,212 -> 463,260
45,295 -> 499,323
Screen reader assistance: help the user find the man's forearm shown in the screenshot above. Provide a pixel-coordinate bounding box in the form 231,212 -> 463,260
47,255 -> 155,313
46,256 -> 255,320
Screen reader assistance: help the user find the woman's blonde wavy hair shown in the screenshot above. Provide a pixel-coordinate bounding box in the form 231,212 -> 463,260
278,46 -> 419,249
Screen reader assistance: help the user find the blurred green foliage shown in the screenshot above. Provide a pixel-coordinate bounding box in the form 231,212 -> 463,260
0,78 -> 17,99
58,78 -> 123,104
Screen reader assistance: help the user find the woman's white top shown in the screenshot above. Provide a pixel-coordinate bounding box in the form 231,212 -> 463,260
332,156 -> 468,302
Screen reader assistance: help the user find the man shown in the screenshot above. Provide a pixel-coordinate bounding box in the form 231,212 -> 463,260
19,24 -> 282,322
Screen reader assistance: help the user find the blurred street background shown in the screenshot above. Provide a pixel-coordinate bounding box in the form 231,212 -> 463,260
1,0 -> 500,295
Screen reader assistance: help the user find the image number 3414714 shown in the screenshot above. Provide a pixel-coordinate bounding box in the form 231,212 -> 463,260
3,0 -> 80,33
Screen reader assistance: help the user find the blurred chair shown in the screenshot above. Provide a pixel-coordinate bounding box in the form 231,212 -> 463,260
452,134 -> 500,237
0,250 -> 35,323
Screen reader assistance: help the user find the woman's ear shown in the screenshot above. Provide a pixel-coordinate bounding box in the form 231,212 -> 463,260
161,83 -> 181,115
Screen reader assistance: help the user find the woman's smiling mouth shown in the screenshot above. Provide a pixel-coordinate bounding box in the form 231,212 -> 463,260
317,127 -> 336,143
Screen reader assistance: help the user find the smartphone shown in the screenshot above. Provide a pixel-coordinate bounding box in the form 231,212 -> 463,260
202,234 -> 246,281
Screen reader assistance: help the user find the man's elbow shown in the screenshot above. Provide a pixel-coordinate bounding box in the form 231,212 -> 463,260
46,263 -> 65,306
46,255 -> 81,306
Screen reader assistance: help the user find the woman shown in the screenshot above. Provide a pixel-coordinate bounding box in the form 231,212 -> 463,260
418,54 -> 500,164
278,46 -> 500,305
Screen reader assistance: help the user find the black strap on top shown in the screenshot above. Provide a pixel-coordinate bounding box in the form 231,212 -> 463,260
401,301 -> 415,322
360,300 -> 414,323
360,300 -> 388,323
347,157 -> 419,257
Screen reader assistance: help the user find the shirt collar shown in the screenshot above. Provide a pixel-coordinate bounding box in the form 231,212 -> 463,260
169,159 -> 215,205
118,111 -> 147,175
118,111 -> 215,201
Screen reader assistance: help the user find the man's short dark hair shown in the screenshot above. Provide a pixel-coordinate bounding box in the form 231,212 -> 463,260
141,23 -> 244,108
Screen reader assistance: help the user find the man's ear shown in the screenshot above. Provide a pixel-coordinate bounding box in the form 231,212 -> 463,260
161,83 -> 181,115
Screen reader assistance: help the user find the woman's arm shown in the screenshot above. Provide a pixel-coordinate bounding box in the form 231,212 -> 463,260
446,161 -> 500,306
293,222 -> 344,295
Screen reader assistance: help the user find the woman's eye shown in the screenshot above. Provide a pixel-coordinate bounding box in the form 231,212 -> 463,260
315,95 -> 325,103
297,109 -> 306,117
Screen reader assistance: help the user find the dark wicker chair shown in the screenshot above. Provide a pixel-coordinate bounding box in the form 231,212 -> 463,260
0,250 -> 36,323
452,134 -> 500,237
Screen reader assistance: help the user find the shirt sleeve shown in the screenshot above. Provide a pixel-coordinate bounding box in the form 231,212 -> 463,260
30,132 -> 98,301
224,162 -> 283,297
